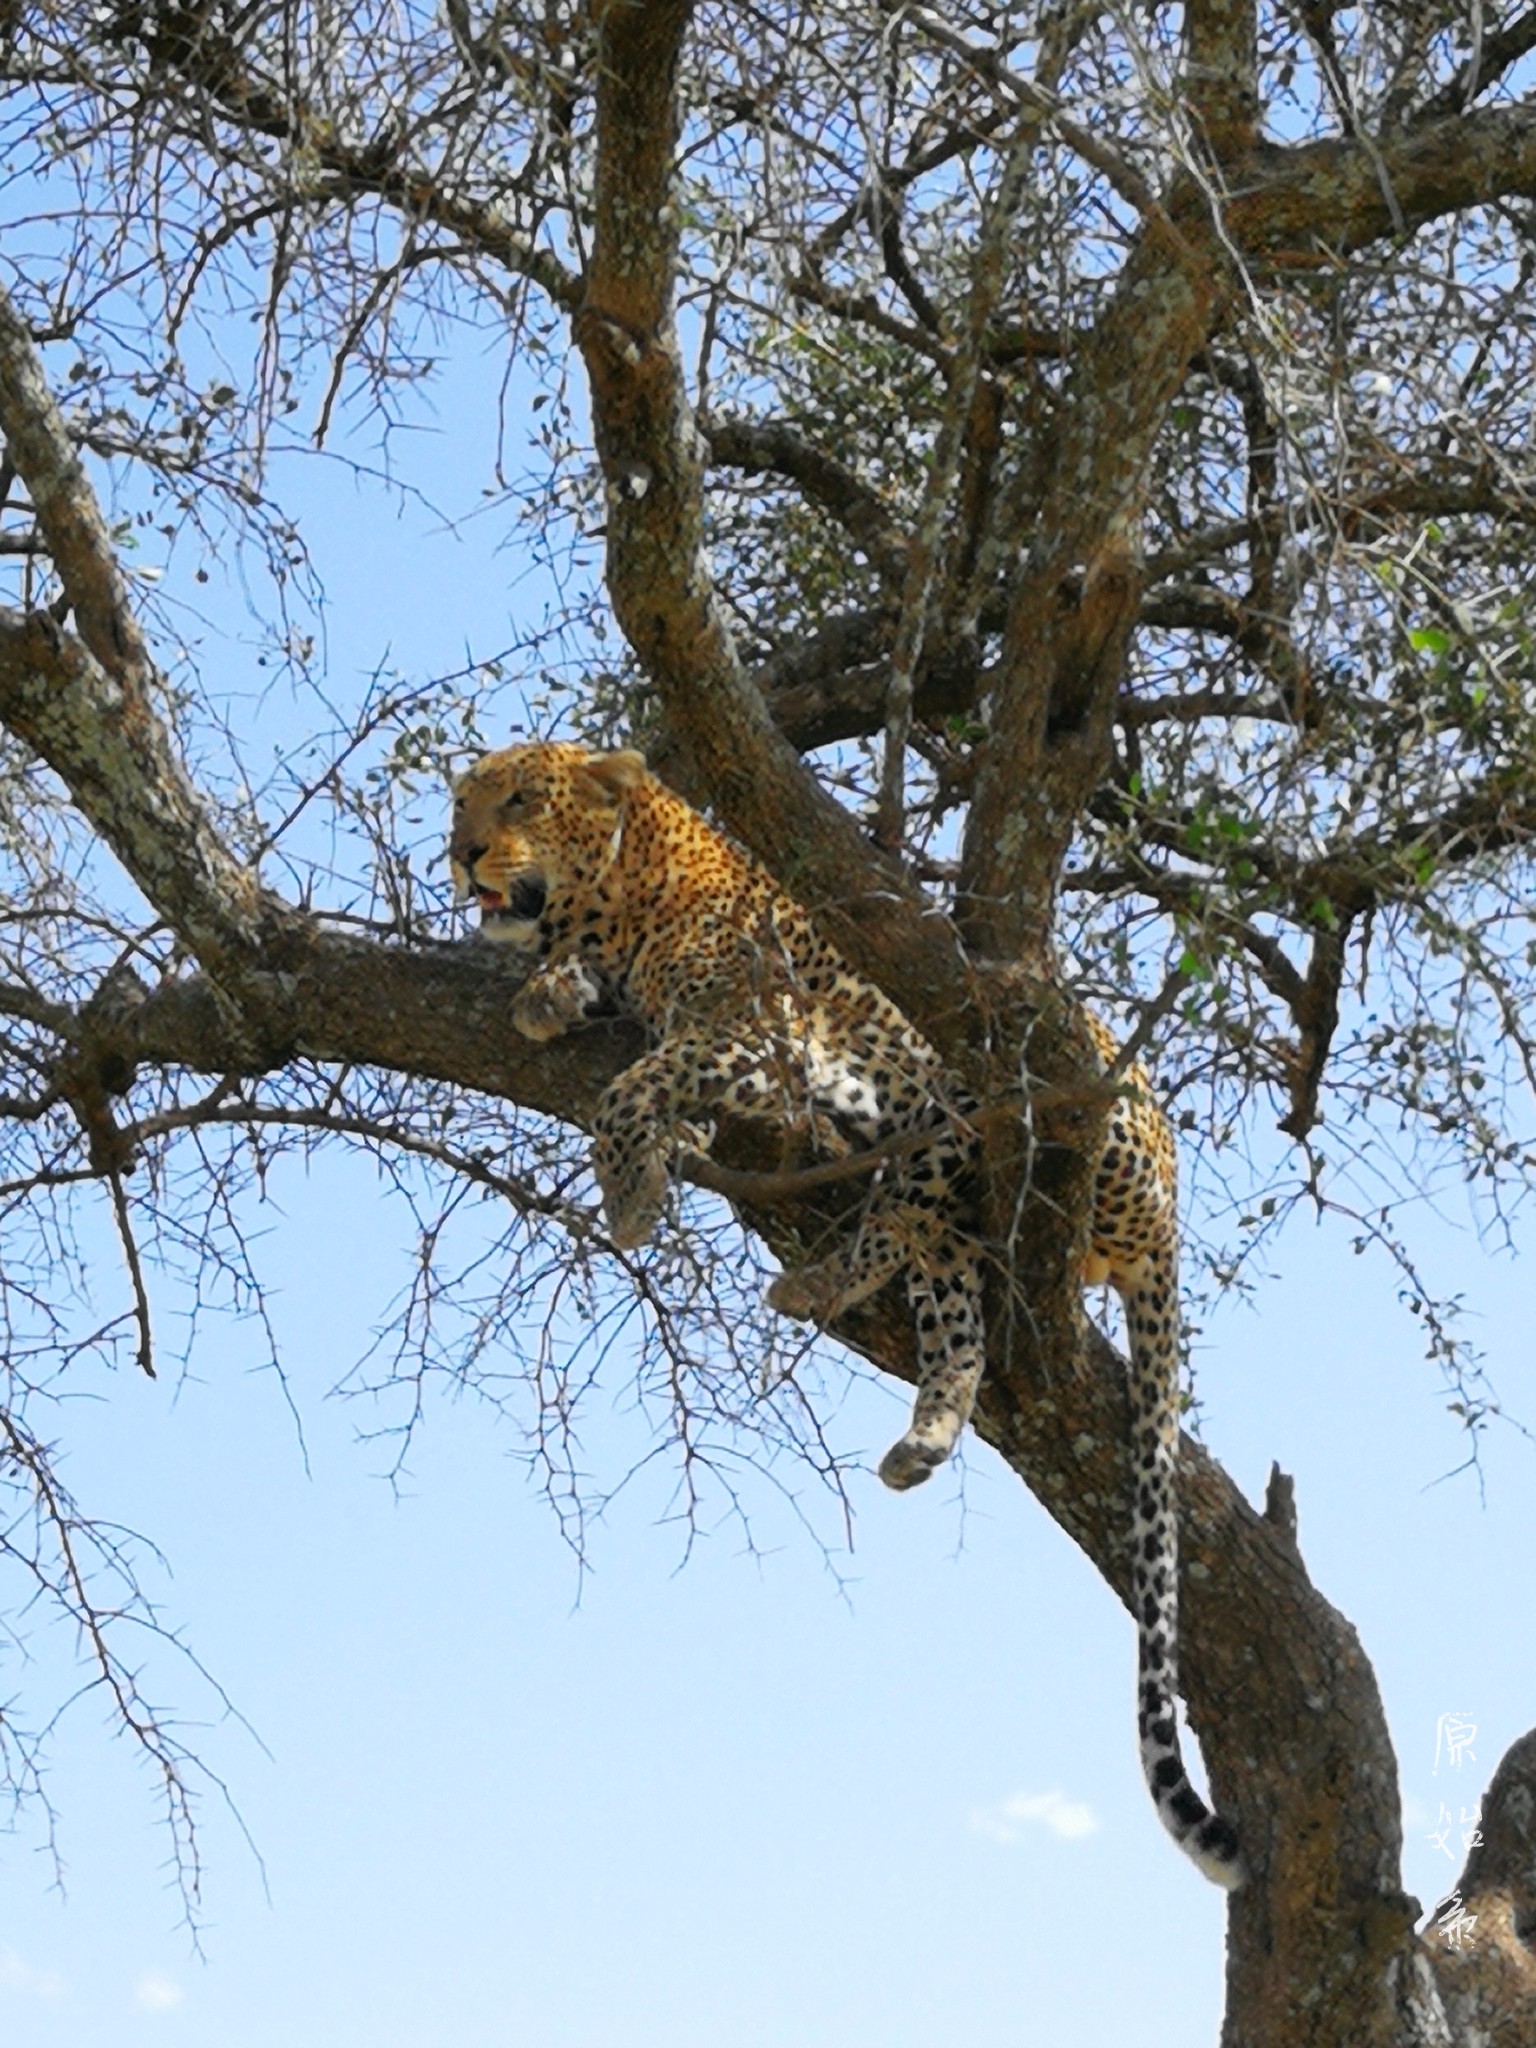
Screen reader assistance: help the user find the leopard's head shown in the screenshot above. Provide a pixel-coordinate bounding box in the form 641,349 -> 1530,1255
449,741 -> 648,947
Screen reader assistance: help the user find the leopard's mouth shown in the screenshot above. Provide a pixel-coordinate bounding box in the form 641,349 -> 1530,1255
477,873 -> 547,937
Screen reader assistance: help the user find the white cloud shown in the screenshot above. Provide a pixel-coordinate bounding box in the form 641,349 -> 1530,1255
0,1947 -> 67,2000
134,1971 -> 184,2012
969,1790 -> 1100,1846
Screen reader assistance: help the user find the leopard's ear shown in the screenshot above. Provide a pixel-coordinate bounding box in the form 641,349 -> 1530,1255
574,749 -> 648,807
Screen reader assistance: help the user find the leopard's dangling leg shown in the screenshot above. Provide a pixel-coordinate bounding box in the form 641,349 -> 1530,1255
768,1088 -> 986,1489
771,1217 -> 986,1492
877,1232 -> 986,1489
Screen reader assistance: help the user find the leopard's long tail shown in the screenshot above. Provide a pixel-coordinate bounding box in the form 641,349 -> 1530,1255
1121,1256 -> 1245,1889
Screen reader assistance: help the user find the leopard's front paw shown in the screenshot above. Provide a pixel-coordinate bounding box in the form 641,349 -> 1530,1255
513,984 -> 577,1042
512,962 -> 601,1042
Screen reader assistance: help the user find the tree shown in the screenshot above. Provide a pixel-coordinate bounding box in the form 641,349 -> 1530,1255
2,0 -> 1536,2037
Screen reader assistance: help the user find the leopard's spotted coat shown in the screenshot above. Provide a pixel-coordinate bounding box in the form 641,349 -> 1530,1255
449,741 -> 1242,1887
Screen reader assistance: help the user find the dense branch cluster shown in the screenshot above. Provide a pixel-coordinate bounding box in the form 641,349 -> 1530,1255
1,0 -> 1535,2036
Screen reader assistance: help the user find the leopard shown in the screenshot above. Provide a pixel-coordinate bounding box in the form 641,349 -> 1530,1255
449,738 -> 1243,1889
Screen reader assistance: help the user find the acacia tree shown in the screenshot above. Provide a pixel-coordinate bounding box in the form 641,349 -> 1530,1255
3,0 -> 1536,2038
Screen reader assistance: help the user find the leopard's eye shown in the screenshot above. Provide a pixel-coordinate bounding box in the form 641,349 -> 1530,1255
500,791 -> 527,813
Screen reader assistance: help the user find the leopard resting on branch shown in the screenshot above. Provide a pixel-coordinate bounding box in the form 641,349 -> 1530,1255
449,739 -> 1243,1888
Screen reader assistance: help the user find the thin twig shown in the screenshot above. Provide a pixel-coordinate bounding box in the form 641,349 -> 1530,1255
107,1170 -> 156,1378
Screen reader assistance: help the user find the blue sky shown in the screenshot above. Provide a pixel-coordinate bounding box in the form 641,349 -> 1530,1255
2,1156 -> 1533,2046
2,299 -> 1535,2047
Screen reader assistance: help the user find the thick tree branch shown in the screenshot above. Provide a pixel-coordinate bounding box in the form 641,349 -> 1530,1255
0,610 -> 272,981
959,226 -> 1220,966
746,608 -> 895,712
0,284 -> 156,688
1183,0 -> 1261,164
1229,104 -> 1536,264
1276,921 -> 1353,1140
825,1067 -> 1420,2034
0,291 -> 294,987
581,0 -> 966,1035
757,640 -> 979,755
